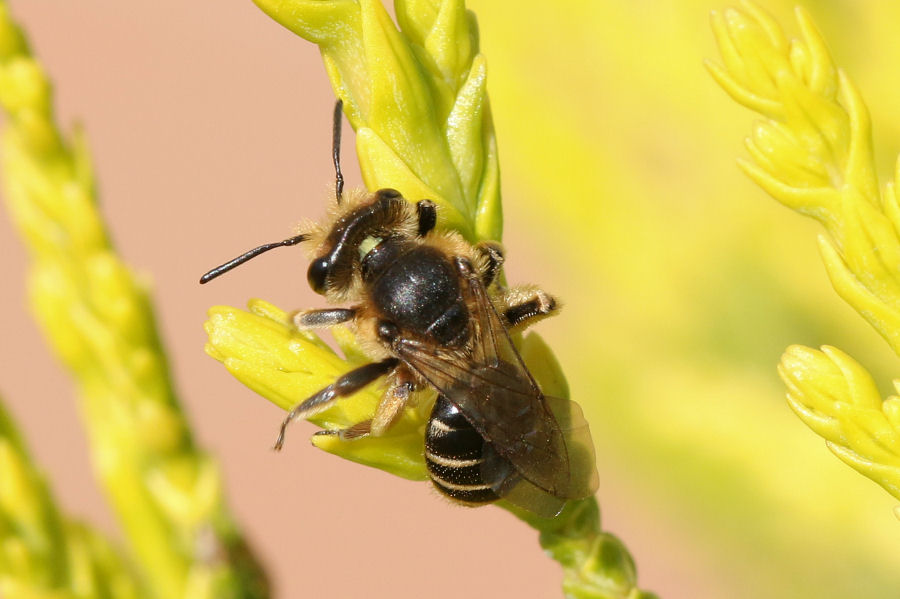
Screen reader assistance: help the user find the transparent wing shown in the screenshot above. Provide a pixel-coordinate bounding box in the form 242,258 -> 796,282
395,260 -> 598,513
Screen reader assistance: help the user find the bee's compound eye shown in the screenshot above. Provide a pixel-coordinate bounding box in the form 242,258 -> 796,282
307,257 -> 330,295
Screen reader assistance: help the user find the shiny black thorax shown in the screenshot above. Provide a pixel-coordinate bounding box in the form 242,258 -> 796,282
361,238 -> 471,348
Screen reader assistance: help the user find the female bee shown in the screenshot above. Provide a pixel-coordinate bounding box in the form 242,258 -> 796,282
201,101 -> 599,517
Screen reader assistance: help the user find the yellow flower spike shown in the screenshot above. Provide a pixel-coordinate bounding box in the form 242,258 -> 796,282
145,456 -> 223,529
232,0 -> 508,466
65,522 -> 144,599
711,2 -> 900,504
709,3 -> 866,200
0,4 -> 268,599
311,416 -> 429,481
205,302 -> 429,479
205,304 -> 352,415
330,323 -> 369,364
519,332 -> 569,400
781,344 -> 900,500
353,127 -> 472,235
395,0 -> 474,88
204,1 -> 656,596
0,442 -> 56,568
0,400 -> 146,599
885,394 -> 900,429
253,0 -> 501,241
710,3 -> 900,344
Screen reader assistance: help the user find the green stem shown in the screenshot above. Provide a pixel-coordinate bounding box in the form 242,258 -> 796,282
507,498 -> 658,599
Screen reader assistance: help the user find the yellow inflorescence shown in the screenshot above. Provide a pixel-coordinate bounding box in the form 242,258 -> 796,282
253,0 -> 500,242
0,399 -> 146,599
0,3 -> 268,598
206,0 -> 516,480
709,1 -> 900,503
780,346 -> 900,501
205,300 -> 432,480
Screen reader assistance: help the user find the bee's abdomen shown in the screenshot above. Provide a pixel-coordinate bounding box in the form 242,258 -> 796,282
425,395 -> 498,505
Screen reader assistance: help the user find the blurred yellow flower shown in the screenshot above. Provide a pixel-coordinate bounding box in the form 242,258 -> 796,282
469,0 -> 900,597
709,0 -> 900,508
0,2 -> 267,598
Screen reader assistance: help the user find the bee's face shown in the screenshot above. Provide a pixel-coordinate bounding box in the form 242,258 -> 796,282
304,190 -> 411,297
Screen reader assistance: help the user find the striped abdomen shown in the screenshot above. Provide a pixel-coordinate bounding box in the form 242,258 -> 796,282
425,395 -> 499,505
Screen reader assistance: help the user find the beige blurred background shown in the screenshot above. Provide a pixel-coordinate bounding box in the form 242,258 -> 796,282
3,1 -> 900,598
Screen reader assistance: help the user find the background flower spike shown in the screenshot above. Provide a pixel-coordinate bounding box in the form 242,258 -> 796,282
0,397 -> 146,599
711,1 -> 900,506
779,346 -> 900,502
253,0 -> 500,242
0,3 -> 269,597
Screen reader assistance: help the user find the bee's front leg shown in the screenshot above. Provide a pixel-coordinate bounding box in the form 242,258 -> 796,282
293,307 -> 356,329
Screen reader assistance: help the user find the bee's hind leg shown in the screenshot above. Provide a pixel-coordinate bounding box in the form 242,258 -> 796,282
314,419 -> 373,441
502,286 -> 560,332
312,374 -> 415,441
274,357 -> 398,450
370,371 -> 416,436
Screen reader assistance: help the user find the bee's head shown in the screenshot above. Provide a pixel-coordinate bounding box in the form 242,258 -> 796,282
307,188 -> 407,296
199,189 -> 410,291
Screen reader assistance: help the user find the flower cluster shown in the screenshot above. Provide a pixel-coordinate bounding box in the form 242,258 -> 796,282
0,3 -> 267,597
709,1 -> 900,503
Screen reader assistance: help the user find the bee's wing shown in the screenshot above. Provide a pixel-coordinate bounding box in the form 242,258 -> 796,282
477,393 -> 599,517
395,261 -> 598,515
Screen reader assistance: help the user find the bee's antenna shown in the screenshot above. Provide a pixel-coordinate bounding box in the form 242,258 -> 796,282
199,233 -> 308,284
332,99 -> 344,205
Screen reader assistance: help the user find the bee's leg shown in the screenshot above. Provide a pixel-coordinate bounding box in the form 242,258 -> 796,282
416,200 -> 437,237
370,371 -> 416,436
273,357 -> 398,450
311,374 -> 415,441
474,241 -> 505,288
314,419 -> 373,440
501,286 -> 559,332
293,308 -> 356,329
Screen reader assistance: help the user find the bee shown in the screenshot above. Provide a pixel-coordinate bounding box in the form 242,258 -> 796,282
200,101 -> 599,517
